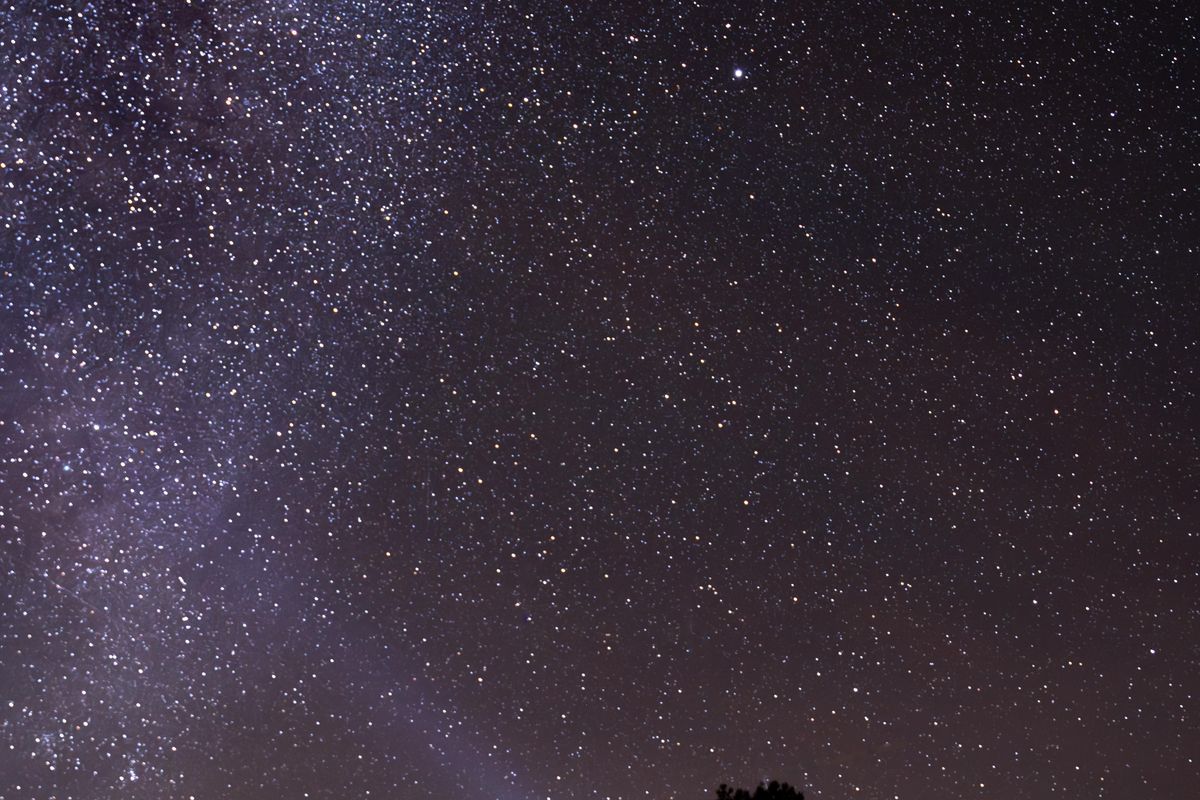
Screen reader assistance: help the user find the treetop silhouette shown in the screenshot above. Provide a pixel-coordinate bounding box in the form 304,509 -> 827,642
715,780 -> 804,800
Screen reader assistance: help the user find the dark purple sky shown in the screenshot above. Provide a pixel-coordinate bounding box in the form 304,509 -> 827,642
1,2 -> 1196,798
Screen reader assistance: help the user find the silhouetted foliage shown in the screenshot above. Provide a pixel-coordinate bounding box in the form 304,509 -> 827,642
715,780 -> 803,800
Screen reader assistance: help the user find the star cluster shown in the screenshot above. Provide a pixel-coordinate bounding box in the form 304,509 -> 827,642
1,2 -> 1196,799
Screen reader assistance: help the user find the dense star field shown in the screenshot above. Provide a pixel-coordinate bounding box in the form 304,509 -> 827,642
1,2 -> 1196,798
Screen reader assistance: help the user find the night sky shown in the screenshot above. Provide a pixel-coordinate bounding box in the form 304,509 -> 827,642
1,2 -> 1197,799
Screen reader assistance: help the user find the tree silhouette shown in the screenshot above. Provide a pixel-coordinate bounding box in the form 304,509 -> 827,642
715,780 -> 804,800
